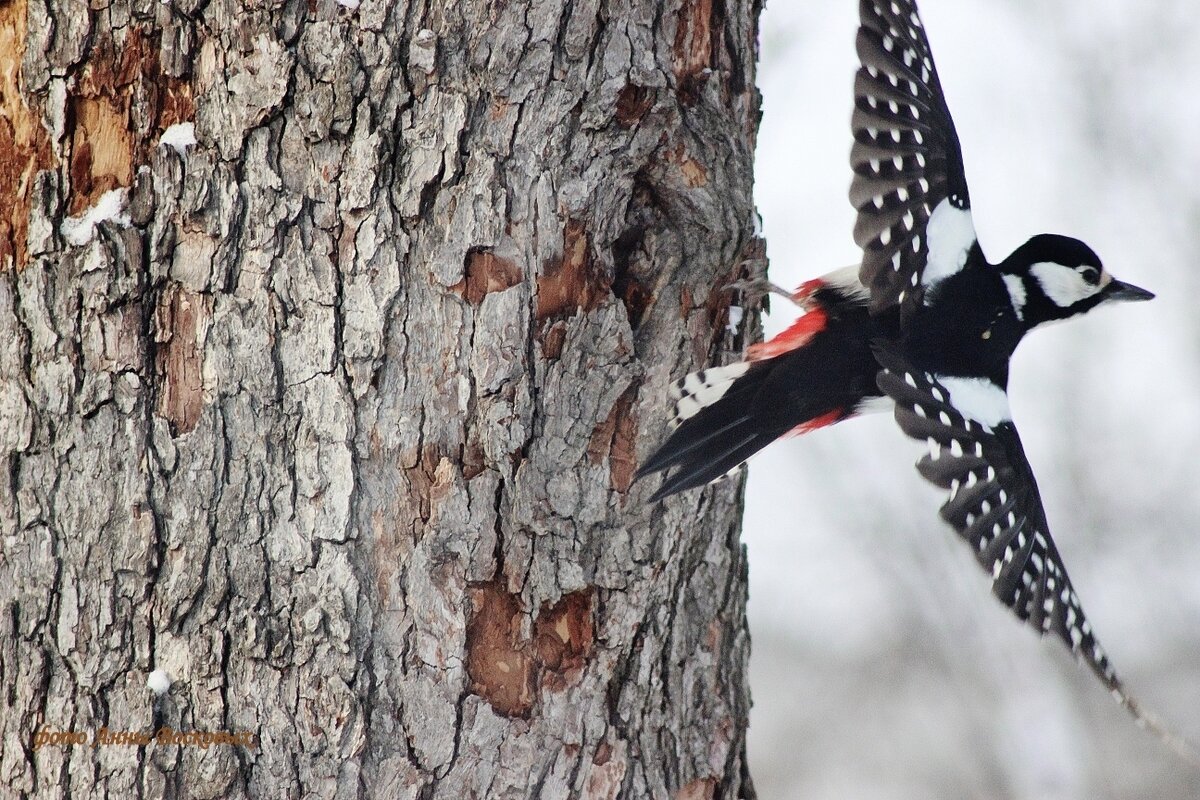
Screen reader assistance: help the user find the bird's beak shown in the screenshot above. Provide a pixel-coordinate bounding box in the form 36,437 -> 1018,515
1103,279 -> 1155,303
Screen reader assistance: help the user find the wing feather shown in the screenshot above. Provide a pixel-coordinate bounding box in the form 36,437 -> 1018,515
852,0 -> 975,314
874,345 -> 1129,694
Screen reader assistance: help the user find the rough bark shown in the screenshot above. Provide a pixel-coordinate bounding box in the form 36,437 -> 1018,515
0,0 -> 764,797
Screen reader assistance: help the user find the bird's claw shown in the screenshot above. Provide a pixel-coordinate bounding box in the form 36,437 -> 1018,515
725,277 -> 801,305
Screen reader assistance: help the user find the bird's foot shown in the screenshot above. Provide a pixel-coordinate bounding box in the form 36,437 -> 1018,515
725,276 -> 801,306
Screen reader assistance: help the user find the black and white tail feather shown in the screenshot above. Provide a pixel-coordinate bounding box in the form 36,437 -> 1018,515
668,363 -> 750,431
639,362 -> 777,501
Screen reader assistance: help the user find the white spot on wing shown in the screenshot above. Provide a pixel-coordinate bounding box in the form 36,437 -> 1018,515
937,376 -> 1012,430
923,198 -> 977,288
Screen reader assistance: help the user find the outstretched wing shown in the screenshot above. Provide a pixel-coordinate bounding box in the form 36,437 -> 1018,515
852,0 -> 978,313
873,345 -> 1133,699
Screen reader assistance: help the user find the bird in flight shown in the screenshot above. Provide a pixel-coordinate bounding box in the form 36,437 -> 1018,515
638,0 -> 1194,751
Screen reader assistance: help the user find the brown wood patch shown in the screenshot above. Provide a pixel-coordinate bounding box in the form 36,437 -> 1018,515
452,249 -> 523,304
672,0 -> 714,102
466,585 -> 597,717
534,590 -> 594,672
537,320 -> 567,361
615,83 -> 653,128
465,582 -> 538,718
154,284 -> 209,435
69,97 -> 134,213
675,778 -> 717,800
586,388 -> 638,493
667,142 -> 708,188
0,0 -> 56,272
536,219 -> 609,321
68,27 -> 195,215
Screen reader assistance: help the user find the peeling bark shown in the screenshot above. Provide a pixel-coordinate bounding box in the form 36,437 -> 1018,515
0,0 -> 765,796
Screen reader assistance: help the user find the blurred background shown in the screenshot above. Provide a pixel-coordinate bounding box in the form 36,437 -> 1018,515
745,2 -> 1200,798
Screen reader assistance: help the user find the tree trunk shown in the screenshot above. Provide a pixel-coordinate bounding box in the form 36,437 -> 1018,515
0,0 -> 763,796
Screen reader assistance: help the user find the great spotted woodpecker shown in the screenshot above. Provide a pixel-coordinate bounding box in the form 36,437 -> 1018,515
637,0 -> 1193,749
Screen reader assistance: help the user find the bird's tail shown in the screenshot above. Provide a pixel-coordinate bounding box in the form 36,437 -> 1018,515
637,267 -> 885,500
636,361 -> 788,500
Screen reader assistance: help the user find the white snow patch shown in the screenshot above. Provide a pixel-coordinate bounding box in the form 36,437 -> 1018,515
147,669 -> 172,695
158,122 -> 196,158
60,188 -> 130,246
726,305 -> 744,335
938,376 -> 1012,430
336,0 -> 360,8
923,198 -> 977,288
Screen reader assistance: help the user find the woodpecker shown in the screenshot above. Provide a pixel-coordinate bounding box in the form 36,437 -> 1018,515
637,0 -> 1193,748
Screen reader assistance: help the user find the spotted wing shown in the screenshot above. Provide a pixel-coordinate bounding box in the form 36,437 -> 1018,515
852,0 -> 975,313
872,346 -> 1133,692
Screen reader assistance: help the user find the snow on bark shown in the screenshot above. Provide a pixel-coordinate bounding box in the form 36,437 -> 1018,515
0,0 -> 766,797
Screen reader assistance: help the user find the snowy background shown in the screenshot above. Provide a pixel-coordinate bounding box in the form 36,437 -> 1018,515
745,2 -> 1200,798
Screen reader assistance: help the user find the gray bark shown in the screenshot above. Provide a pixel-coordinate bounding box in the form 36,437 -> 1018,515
0,0 -> 764,797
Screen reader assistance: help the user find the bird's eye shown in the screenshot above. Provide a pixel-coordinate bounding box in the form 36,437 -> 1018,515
1079,266 -> 1100,284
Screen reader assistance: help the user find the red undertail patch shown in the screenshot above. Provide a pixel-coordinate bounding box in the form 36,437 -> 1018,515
747,307 -> 828,361
786,408 -> 843,438
792,278 -> 826,306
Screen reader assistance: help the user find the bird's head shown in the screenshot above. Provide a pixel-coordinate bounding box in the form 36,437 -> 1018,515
1000,234 -> 1154,328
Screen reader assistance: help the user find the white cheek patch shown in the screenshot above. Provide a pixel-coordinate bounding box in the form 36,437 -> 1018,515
1029,261 -> 1104,307
923,198 -> 978,288
1002,274 -> 1027,321
938,376 -> 1012,430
